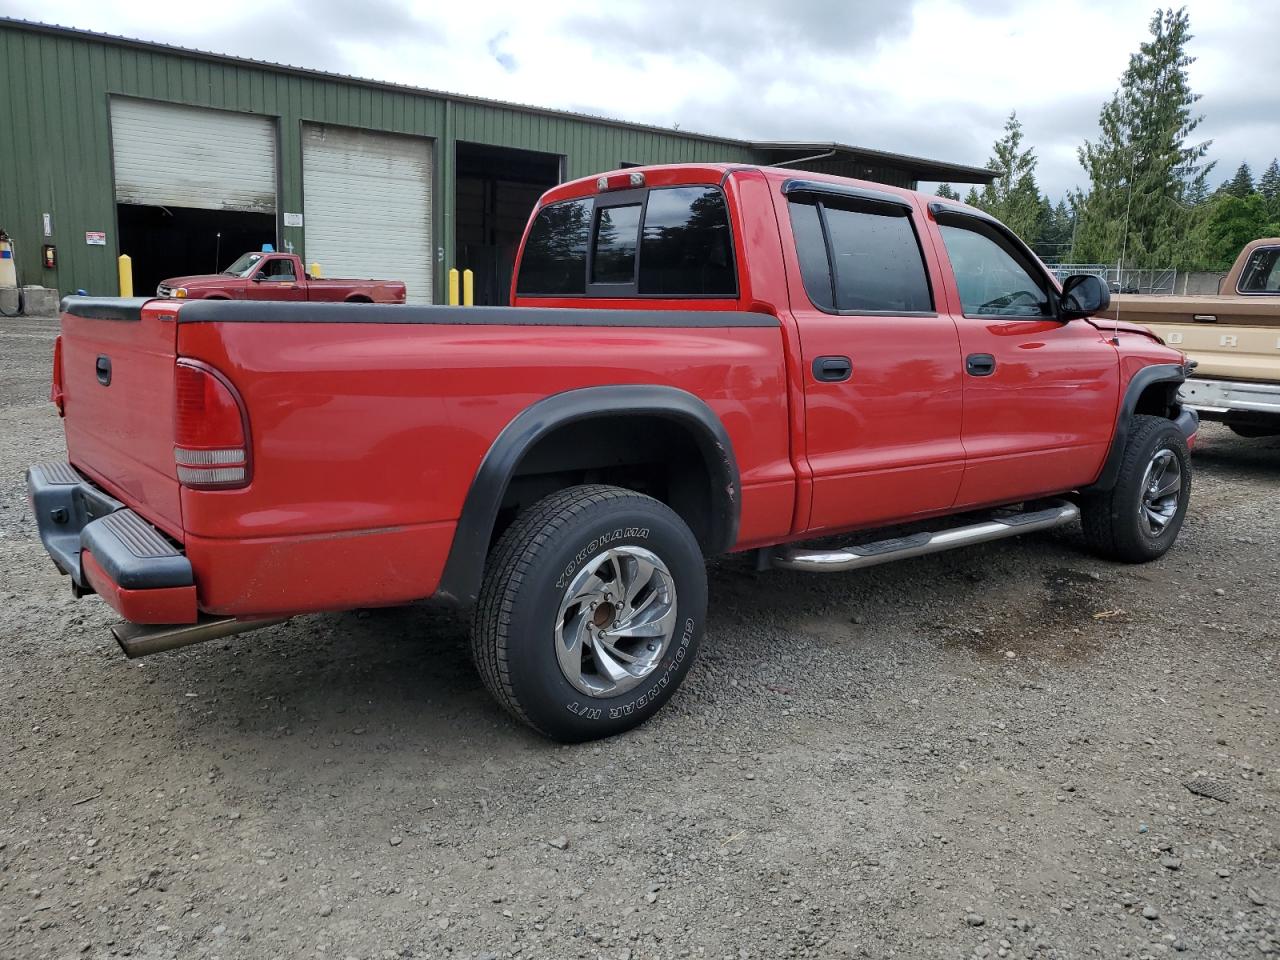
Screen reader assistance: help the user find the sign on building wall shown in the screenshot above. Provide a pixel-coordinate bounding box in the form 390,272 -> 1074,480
85,231 -> 106,246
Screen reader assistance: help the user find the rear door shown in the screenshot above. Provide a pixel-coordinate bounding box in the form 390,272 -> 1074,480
780,182 -> 965,534
928,205 -> 1119,507
60,300 -> 183,538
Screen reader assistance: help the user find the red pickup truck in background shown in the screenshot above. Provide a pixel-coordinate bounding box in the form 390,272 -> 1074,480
156,251 -> 406,303
30,164 -> 1197,741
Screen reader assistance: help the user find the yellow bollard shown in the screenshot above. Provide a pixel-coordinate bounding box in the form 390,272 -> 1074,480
448,268 -> 459,306
309,262 -> 323,279
118,254 -> 133,298
462,269 -> 474,307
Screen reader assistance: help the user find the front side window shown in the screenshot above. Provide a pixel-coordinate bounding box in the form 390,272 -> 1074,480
516,198 -> 593,296
938,222 -> 1052,317
591,204 -> 642,284
1238,247 -> 1280,293
787,195 -> 932,313
638,186 -> 735,295
260,258 -> 295,281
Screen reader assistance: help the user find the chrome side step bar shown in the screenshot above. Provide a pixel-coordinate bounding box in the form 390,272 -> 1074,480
113,616 -> 287,658
773,500 -> 1080,573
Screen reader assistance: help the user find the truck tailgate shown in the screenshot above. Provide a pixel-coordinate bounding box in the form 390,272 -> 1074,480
60,299 -> 183,539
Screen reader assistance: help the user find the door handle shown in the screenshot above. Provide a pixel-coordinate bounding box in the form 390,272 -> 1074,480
95,355 -> 112,386
965,353 -> 996,377
813,355 -> 852,382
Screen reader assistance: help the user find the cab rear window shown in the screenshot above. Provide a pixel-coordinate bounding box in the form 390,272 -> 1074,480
516,185 -> 736,298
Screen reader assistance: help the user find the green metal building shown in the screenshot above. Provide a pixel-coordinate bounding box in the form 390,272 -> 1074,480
0,18 -> 994,305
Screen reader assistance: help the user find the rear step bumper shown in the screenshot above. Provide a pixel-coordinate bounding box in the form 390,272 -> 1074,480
26,461 -> 198,624
773,500 -> 1081,573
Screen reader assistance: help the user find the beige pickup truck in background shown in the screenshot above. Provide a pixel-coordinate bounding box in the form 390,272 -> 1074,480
1106,237 -> 1280,437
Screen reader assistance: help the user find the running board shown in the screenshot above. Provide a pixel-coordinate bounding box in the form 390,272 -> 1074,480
772,500 -> 1080,573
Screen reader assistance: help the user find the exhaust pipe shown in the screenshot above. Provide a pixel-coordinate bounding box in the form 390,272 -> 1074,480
112,616 -> 287,658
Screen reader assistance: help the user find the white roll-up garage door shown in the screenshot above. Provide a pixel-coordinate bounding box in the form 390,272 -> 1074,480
302,124 -> 433,303
111,98 -> 276,212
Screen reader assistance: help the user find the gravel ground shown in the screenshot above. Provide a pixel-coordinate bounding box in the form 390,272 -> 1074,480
1,315 -> 1277,960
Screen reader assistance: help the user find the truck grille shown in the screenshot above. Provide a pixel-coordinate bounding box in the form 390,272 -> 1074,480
156,284 -> 172,297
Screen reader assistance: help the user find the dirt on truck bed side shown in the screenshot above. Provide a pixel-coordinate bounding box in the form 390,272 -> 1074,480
2,316 -> 1278,959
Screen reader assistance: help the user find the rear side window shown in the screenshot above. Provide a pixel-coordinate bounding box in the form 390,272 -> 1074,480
787,195 -> 933,314
638,186 -> 735,295
515,197 -> 593,295
516,185 -> 736,297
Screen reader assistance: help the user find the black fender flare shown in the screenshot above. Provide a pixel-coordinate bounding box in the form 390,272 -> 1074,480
436,385 -> 740,605
1085,362 -> 1189,492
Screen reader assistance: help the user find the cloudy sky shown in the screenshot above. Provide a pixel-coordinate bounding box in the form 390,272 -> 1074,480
4,0 -> 1276,197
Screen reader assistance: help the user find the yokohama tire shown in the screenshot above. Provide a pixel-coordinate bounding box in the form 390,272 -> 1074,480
471,484 -> 707,742
1080,415 -> 1191,563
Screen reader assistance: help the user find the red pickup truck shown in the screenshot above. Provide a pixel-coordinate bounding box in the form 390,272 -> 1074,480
29,164 -> 1197,741
156,251 -> 406,303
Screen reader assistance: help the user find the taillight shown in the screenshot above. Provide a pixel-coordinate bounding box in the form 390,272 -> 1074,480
50,335 -> 65,416
173,360 -> 250,489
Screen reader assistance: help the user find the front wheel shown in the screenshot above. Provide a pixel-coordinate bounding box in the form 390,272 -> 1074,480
471,485 -> 707,742
1079,415 -> 1191,563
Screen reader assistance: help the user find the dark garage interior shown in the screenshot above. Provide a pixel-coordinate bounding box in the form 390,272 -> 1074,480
455,142 -> 561,305
116,204 -> 275,295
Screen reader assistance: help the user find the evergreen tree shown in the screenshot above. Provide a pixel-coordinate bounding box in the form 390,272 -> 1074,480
1222,161 -> 1255,198
1035,198 -> 1077,261
1259,158 -> 1280,217
1190,193 -> 1280,268
964,187 -> 981,206
935,183 -> 960,200
969,111 -> 1044,243
1072,8 -> 1213,268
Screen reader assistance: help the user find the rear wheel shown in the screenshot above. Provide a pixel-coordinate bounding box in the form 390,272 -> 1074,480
471,484 -> 706,742
1080,415 -> 1191,563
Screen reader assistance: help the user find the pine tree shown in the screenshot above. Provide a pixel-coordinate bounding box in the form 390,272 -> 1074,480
1260,158 -> 1280,217
1222,161 -> 1255,198
964,187 -> 981,206
969,111 -> 1044,244
1035,198 -> 1076,262
935,184 -> 960,200
1072,8 -> 1213,268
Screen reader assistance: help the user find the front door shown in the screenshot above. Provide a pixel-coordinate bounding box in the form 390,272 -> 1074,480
250,257 -> 306,301
782,186 -> 965,535
928,210 -> 1119,507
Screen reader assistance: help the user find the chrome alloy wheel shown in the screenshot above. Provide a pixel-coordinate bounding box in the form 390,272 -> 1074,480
1139,448 -> 1183,535
553,546 -> 678,698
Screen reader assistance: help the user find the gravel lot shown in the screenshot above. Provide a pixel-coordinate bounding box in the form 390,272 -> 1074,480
1,315 -> 1277,960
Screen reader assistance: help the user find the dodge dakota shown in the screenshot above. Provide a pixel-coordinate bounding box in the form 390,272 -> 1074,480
156,251 -> 406,303
1107,237 -> 1280,436
29,164 -> 1197,741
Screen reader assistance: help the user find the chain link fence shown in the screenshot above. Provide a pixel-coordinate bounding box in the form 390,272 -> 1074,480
1045,264 -> 1178,295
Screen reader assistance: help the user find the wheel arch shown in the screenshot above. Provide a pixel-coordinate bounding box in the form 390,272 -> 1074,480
1085,362 -> 1188,492
436,385 -> 740,605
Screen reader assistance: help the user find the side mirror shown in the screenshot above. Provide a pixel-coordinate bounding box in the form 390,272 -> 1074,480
1060,274 -> 1110,320
250,274 -> 264,282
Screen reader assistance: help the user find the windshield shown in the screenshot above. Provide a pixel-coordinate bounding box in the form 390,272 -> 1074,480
222,252 -> 264,278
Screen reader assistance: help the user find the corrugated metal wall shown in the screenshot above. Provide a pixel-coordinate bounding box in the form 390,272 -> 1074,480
0,22 -> 934,302
0,22 -> 754,300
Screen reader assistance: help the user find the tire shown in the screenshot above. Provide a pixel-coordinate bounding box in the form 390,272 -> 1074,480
1080,415 -> 1191,563
471,484 -> 707,742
